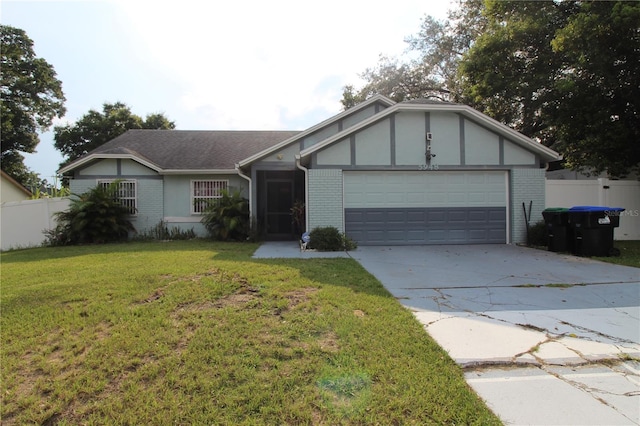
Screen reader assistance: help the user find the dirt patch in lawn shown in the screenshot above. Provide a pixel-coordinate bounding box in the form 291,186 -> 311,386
317,331 -> 340,353
283,287 -> 318,309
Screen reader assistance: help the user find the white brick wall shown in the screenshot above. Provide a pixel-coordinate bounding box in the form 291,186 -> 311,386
510,168 -> 546,244
308,169 -> 344,231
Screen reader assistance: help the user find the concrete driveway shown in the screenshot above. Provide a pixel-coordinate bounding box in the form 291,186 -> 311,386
350,245 -> 640,425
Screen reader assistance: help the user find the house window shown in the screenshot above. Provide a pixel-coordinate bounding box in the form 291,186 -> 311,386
192,180 -> 228,214
98,179 -> 137,215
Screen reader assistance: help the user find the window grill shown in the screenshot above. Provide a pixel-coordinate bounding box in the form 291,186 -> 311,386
98,180 -> 137,215
192,180 -> 228,214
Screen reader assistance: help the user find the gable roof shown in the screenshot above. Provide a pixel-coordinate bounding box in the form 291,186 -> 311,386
237,94 -> 396,168
59,129 -> 300,174
299,100 -> 562,162
1,170 -> 33,198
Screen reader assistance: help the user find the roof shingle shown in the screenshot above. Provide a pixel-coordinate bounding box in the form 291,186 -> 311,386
86,129 -> 300,170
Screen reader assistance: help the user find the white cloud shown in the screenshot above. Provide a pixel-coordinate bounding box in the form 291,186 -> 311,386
114,0 -> 451,130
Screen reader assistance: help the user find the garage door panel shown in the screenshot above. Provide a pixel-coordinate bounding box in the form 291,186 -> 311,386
426,230 -> 447,244
489,209 -> 506,221
468,210 -> 488,221
449,210 -> 468,222
345,207 -> 506,245
406,211 -> 426,223
427,210 -> 446,223
407,229 -> 427,241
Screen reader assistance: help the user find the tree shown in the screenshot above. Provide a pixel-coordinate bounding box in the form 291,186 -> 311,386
0,25 -> 66,183
459,1 -> 571,145
341,0 -> 486,109
460,0 -> 639,177
550,1 -> 640,177
54,102 -> 175,164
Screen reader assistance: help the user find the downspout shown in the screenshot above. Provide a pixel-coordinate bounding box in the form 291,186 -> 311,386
235,164 -> 253,225
295,155 -> 309,233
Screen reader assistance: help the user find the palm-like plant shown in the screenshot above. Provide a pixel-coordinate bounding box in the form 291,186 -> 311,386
201,189 -> 250,241
50,182 -> 135,245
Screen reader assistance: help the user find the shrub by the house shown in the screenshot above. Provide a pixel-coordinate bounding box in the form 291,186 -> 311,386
308,226 -> 357,251
45,182 -> 135,246
201,190 -> 250,241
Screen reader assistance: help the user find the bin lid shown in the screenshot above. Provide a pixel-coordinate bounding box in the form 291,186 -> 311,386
569,206 -> 625,212
569,206 -> 609,212
543,207 -> 569,212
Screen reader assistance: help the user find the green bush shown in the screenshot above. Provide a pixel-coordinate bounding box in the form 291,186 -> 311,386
309,226 -> 358,251
45,182 -> 135,246
527,220 -> 548,247
201,190 -> 250,241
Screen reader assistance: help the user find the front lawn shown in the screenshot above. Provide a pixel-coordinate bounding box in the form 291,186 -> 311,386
1,241 -> 500,425
596,240 -> 640,267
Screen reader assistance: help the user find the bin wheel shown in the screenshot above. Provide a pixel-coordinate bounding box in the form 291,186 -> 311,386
608,247 -> 621,257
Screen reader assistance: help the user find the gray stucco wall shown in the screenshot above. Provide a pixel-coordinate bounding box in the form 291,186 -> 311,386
307,169 -> 344,232
510,168 -> 546,244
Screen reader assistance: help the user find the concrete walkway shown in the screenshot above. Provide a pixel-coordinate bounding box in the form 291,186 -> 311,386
254,242 -> 640,425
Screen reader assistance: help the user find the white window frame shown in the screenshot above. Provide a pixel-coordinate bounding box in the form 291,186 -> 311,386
97,179 -> 137,216
191,179 -> 228,214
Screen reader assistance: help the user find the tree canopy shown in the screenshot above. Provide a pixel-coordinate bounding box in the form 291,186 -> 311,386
341,0 -> 487,109
54,102 -> 175,164
343,0 -> 640,177
1,25 -> 66,183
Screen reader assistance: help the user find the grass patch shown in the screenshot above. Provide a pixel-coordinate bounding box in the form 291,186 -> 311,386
1,241 -> 500,425
593,240 -> 640,267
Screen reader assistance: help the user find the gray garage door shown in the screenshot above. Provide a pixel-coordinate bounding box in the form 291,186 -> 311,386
344,171 -> 507,245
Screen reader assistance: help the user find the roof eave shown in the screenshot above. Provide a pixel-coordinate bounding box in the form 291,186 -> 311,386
58,153 -> 163,174
1,170 -> 33,196
160,169 -> 237,175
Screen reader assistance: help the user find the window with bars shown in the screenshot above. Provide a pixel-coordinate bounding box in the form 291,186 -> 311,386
98,180 -> 137,215
192,180 -> 228,214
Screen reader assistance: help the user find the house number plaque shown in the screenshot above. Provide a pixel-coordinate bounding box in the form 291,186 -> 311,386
418,164 -> 440,171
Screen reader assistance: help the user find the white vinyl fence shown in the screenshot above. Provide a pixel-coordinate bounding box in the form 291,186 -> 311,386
0,197 -> 71,251
546,179 -> 640,240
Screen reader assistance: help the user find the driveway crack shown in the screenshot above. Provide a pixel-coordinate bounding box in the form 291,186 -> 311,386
538,363 -> 640,424
559,320 -> 638,345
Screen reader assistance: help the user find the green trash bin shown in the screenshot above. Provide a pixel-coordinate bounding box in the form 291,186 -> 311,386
542,208 -> 571,252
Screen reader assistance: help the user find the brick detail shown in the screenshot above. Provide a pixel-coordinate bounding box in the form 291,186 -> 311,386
134,179 -> 164,234
69,179 -> 96,195
510,168 -> 546,244
308,169 -> 344,232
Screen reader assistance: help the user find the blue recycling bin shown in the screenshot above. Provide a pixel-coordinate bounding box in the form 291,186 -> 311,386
568,206 -> 625,256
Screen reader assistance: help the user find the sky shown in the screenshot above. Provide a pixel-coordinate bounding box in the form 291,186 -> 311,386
2,0 -> 452,181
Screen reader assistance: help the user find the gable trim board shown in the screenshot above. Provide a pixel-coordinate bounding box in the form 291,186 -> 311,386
59,97 -> 560,246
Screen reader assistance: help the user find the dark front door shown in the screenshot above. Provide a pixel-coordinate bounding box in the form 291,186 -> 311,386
266,180 -> 293,238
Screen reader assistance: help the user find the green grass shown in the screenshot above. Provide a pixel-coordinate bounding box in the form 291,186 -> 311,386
595,240 -> 640,267
1,241 -> 500,425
